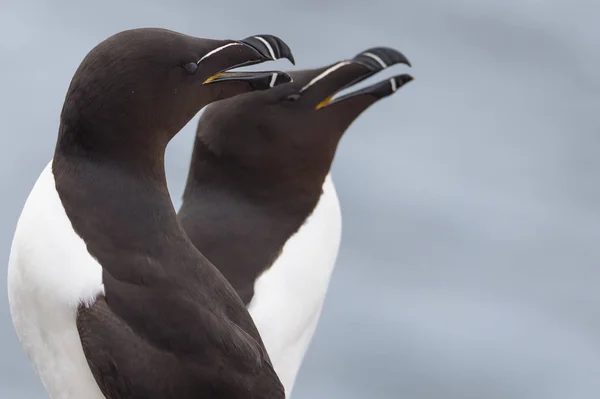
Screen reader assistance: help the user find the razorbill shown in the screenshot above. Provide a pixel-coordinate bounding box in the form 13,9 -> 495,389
177,47 -> 413,395
7,28 -> 296,399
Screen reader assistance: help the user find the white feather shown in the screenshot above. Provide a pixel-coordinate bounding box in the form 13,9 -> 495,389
248,174 -> 342,397
7,160 -> 106,399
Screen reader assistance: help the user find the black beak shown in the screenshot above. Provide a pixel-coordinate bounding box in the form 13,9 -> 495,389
199,34 -> 295,90
352,47 -> 411,71
203,70 -> 293,89
238,35 -> 296,65
295,47 -> 412,109
322,74 -> 413,108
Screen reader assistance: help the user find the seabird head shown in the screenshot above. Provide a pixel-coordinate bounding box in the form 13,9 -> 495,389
193,46 -> 412,180
58,28 -> 294,149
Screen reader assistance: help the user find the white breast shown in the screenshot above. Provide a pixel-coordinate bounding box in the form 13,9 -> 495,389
7,161 -> 106,399
247,174 -> 342,397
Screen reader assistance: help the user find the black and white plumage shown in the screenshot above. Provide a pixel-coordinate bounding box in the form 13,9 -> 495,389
178,47 -> 413,395
7,28 -> 295,399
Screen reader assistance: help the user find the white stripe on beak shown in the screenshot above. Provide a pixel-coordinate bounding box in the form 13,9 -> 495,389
299,61 -> 352,93
269,73 -> 278,88
362,52 -> 388,68
197,42 -> 242,64
253,36 -> 277,60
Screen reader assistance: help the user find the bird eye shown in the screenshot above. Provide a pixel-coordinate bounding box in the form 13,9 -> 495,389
284,94 -> 300,101
183,62 -> 198,75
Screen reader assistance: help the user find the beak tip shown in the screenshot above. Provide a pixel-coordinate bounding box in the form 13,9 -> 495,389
276,45 -> 295,66
241,34 -> 296,65
401,74 -> 414,84
353,47 -> 412,71
322,72 -> 414,108
279,72 -> 294,85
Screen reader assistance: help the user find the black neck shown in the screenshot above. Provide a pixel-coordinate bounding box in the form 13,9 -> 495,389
178,139 -> 326,304
53,122 -> 273,359
52,121 -> 190,281
55,113 -> 170,183
183,138 -> 329,202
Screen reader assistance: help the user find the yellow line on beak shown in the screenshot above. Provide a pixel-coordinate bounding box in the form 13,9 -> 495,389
203,72 -> 225,84
315,95 -> 334,110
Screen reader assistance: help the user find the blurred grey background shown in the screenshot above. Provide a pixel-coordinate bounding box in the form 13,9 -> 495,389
1,0 -> 599,398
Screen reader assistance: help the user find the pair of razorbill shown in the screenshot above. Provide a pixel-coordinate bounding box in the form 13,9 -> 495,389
7,28 -> 412,398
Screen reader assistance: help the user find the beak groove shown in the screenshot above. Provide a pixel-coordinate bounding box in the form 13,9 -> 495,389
352,47 -> 411,71
317,74 -> 413,109
203,70 -> 293,89
299,47 -> 411,97
311,47 -> 413,110
201,34 -> 295,91
239,35 -> 296,65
